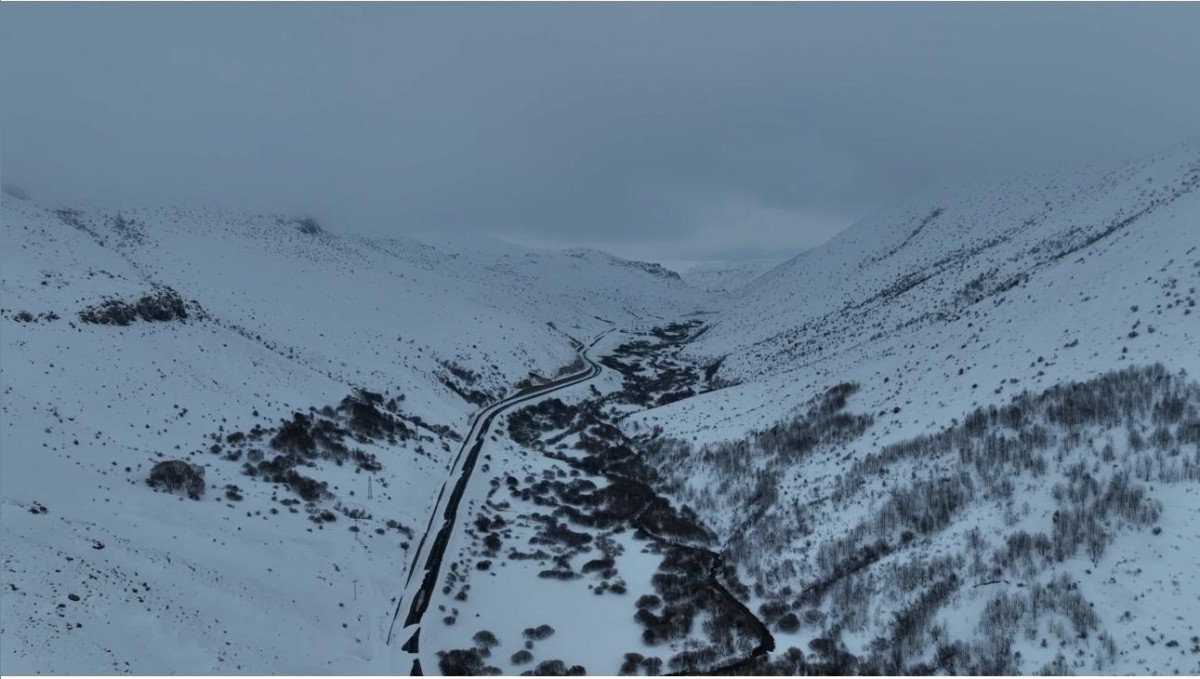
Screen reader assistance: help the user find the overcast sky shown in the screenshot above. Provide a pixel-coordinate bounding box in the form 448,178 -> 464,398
3,4 -> 1199,264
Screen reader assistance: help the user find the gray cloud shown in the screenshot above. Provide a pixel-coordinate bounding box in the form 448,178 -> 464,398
3,3 -> 1199,262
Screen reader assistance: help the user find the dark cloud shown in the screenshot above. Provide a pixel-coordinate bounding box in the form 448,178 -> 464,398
3,3 -> 1198,261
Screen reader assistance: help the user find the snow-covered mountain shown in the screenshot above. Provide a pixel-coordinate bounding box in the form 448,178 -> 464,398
624,140 -> 1200,674
680,259 -> 785,294
0,198 -> 702,673
662,140 -> 1200,436
3,139 -> 1199,675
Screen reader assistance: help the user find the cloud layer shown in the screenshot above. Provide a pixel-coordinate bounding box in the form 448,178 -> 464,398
3,4 -> 1198,261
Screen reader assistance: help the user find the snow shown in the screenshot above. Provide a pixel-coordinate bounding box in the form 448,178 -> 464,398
680,259 -> 786,294
4,138 -> 1200,674
0,198 -> 701,674
624,140 -> 1200,674
655,140 -> 1200,445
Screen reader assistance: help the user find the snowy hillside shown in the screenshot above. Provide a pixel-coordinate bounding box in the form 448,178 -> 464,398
622,141 -> 1200,674
0,198 -> 702,674
657,140 -> 1200,437
681,259 -> 785,294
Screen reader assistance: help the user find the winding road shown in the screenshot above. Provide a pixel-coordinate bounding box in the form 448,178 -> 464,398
387,326 -> 774,675
388,330 -> 613,674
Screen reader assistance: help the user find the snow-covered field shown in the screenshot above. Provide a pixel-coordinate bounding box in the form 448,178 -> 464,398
3,139 -> 1199,674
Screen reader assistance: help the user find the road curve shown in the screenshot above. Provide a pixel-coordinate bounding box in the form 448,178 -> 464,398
388,330 -> 613,673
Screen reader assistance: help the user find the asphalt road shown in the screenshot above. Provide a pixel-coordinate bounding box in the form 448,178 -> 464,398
388,330 -> 612,673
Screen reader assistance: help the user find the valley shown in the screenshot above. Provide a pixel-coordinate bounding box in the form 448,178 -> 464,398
3,140 -> 1200,675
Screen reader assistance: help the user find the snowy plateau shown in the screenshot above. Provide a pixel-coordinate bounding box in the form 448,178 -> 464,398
2,140 -> 1200,676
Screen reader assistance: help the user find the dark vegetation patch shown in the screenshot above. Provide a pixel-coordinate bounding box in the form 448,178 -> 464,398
148,388 -> 438,541
508,398 -> 577,446
643,363 -> 1200,674
433,627 -> 582,675
523,624 -> 556,641
146,460 -> 205,499
438,359 -> 497,406
499,322 -> 771,673
7,310 -> 60,323
78,286 -> 203,326
642,381 -> 877,587
522,659 -> 586,676
699,355 -> 740,391
236,394 -> 408,501
831,365 -> 1192,576
436,647 -> 500,675
592,320 -> 718,407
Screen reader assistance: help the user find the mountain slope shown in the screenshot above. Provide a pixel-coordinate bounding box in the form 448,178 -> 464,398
623,141 -> 1200,674
0,198 -> 703,674
667,140 -> 1200,438
681,259 -> 785,294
